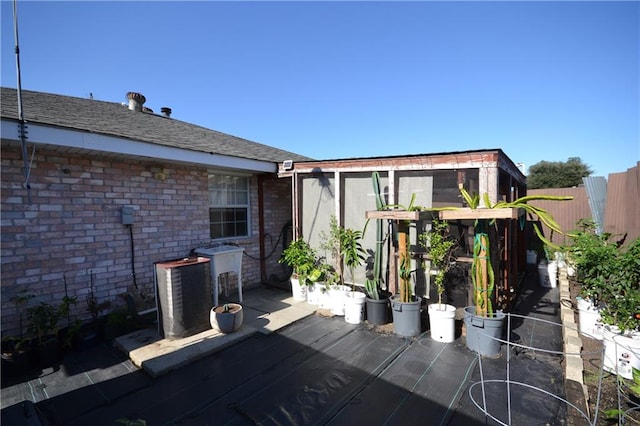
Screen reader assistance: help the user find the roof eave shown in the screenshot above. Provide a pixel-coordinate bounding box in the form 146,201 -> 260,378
0,119 -> 277,174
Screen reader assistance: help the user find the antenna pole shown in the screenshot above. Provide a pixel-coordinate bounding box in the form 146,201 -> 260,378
14,0 -> 32,204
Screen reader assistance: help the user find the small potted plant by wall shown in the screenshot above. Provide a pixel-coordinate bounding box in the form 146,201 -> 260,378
420,218 -> 458,343
26,300 -> 63,368
210,303 -> 244,334
1,289 -> 35,377
279,237 -> 318,301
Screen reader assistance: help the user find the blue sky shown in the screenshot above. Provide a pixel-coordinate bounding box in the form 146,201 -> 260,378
2,1 -> 638,177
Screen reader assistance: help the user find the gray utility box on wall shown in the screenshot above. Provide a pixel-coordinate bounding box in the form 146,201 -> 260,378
155,257 -> 213,339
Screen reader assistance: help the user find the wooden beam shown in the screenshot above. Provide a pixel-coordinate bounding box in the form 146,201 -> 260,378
365,210 -> 434,221
438,207 -> 523,220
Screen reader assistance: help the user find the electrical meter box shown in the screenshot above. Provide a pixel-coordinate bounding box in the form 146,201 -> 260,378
121,206 -> 134,225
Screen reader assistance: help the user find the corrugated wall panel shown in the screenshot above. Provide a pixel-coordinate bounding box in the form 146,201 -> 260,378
527,187 -> 591,246
529,162 -> 639,249
583,176 -> 607,234
604,162 -> 640,244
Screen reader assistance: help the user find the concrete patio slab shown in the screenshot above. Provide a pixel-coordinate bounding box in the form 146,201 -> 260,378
114,285 -> 318,377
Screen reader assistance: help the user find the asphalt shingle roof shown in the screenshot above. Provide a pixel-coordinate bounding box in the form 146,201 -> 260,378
0,87 -> 313,164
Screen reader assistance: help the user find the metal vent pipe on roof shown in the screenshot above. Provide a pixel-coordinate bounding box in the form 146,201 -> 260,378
161,107 -> 172,118
126,91 -> 146,111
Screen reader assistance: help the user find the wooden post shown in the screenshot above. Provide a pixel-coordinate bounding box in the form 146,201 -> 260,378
398,221 -> 410,303
476,236 -> 488,317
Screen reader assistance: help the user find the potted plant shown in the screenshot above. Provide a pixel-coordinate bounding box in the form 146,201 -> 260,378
596,236 -> 640,379
305,263 -> 324,306
210,303 -> 244,334
341,227 -> 367,324
1,289 -> 35,377
279,237 -> 318,301
320,216 -> 351,316
567,219 -> 616,339
420,218 -> 458,342
26,300 -> 63,368
365,192 -> 425,337
365,171 -> 391,325
317,262 -> 340,310
447,186 -> 571,356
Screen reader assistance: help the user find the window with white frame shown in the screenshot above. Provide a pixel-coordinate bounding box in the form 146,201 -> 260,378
208,174 -> 250,239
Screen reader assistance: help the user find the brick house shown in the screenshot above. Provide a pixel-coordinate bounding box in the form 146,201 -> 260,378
1,88 -> 310,336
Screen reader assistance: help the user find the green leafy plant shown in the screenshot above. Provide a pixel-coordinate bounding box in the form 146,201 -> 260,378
280,237 -> 319,286
26,301 -> 62,344
320,215 -> 366,290
340,227 -> 366,291
9,289 -> 35,340
568,219 -> 623,305
598,236 -> 640,333
320,215 -> 344,285
419,219 -> 457,305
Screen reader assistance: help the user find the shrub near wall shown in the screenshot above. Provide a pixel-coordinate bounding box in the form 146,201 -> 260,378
0,146 -> 262,336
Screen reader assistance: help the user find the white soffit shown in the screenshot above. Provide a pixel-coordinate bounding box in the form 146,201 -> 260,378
1,120 -> 277,174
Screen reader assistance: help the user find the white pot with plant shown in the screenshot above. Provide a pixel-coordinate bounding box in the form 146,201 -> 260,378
341,227 -> 367,324
279,238 -> 318,301
596,237 -> 640,379
420,218 -> 458,343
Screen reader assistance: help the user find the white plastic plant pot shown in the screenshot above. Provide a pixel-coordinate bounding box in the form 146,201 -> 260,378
344,291 -> 366,324
602,325 -> 640,380
428,303 -> 456,343
576,297 -> 604,340
291,277 -> 307,301
306,283 -> 320,305
330,285 -> 350,316
318,286 -> 332,309
537,261 -> 557,288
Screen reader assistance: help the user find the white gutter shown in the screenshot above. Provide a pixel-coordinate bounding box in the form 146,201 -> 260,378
0,119 -> 277,174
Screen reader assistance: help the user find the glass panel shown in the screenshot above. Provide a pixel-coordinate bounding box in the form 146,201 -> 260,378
208,175 -> 249,238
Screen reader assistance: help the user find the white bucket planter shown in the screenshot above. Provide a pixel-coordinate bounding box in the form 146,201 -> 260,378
318,286 -> 332,309
547,260 -> 558,288
344,291 -> 366,324
603,325 -> 640,380
538,260 -> 557,288
330,285 -> 350,316
428,303 -> 456,343
577,297 -> 604,340
291,277 -> 307,301
306,283 -> 320,305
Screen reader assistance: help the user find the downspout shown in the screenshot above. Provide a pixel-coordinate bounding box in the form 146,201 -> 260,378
291,170 -> 299,239
257,174 -> 267,281
13,0 -> 32,204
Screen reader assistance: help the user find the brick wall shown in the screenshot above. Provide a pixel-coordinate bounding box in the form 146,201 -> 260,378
0,145 -> 284,336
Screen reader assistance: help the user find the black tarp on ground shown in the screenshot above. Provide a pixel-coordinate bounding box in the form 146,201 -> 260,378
5,268 -> 570,426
